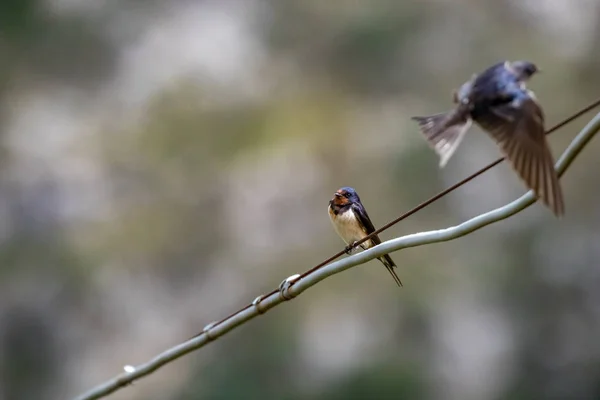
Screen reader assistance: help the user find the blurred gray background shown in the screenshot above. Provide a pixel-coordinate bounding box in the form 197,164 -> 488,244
1,1 -> 600,399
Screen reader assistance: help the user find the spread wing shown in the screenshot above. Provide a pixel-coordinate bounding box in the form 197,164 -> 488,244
476,93 -> 564,216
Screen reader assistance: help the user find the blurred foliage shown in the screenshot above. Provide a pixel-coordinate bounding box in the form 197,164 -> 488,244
0,1 -> 600,400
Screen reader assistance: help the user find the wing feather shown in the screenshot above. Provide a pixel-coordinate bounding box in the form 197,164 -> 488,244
476,96 -> 564,216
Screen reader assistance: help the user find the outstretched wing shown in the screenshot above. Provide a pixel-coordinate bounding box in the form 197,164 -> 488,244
476,93 -> 564,216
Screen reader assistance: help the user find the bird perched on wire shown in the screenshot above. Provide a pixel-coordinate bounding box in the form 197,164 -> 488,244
412,60 -> 564,216
328,187 -> 402,287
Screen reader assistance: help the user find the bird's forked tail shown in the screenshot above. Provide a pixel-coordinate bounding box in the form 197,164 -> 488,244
378,254 -> 403,287
412,111 -> 472,167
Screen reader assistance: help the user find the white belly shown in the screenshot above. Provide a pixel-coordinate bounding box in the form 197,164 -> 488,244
328,206 -> 369,247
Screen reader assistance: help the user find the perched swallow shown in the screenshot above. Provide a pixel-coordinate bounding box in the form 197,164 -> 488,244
412,60 -> 564,216
328,187 -> 402,287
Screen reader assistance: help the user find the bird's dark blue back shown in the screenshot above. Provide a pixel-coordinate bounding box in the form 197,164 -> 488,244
469,61 -> 526,120
471,61 -> 519,99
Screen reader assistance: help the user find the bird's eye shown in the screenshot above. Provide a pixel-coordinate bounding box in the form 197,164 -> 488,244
526,65 -> 536,75
345,193 -> 351,198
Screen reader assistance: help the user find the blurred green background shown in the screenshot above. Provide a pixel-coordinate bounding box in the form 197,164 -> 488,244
1,1 -> 600,399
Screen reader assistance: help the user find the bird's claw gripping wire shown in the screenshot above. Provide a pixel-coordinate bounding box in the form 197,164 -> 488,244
344,241 -> 360,254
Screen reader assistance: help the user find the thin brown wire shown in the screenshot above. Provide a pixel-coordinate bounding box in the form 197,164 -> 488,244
203,97 -> 600,332
298,97 -> 600,276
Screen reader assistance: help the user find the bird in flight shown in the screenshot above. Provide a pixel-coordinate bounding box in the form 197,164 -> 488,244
412,60 -> 564,216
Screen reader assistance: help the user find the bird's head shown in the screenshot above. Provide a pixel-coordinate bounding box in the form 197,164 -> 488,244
510,60 -> 540,81
330,186 -> 360,208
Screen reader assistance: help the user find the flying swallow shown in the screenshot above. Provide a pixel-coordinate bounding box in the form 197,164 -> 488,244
328,187 -> 402,287
412,60 -> 564,216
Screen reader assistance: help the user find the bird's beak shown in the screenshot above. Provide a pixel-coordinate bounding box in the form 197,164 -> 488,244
334,192 -> 342,198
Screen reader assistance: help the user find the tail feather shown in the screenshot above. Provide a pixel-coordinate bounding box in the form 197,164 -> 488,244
378,254 -> 403,287
412,111 -> 472,167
